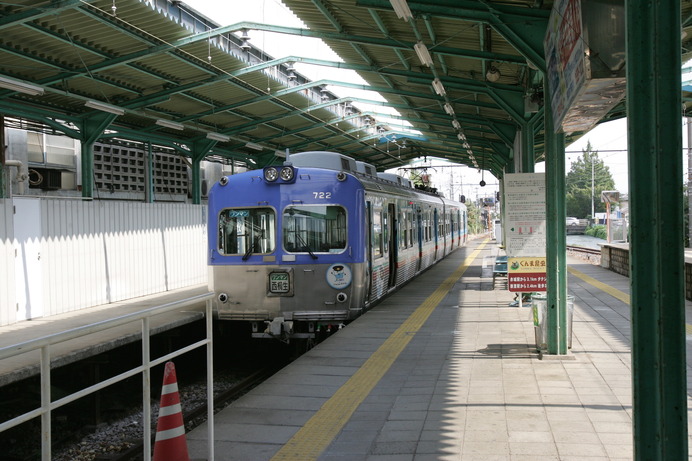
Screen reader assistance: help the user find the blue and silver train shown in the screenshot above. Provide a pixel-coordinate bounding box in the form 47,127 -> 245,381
207,151 -> 468,342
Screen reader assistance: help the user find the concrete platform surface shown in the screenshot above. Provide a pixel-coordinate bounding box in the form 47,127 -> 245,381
186,237 -> 692,461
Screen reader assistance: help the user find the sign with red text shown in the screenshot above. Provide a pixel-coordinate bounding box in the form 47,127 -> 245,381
508,257 -> 547,292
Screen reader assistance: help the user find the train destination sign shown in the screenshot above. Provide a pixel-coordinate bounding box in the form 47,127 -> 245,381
269,272 -> 290,293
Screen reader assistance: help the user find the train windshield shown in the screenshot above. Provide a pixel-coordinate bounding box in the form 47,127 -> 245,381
283,205 -> 347,254
218,208 -> 276,256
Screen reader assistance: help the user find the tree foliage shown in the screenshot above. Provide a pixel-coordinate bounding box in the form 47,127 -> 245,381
565,142 -> 615,219
467,201 -> 483,234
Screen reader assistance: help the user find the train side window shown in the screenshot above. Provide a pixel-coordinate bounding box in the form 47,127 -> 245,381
401,211 -> 407,249
382,211 -> 388,254
372,210 -> 383,258
218,207 -> 276,255
283,205 -> 347,253
409,210 -> 414,247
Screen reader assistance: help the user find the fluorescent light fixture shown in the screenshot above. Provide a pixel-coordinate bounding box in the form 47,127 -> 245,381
85,100 -> 125,116
444,103 -> 454,116
389,0 -> 413,21
245,142 -> 263,151
155,119 -> 184,130
275,150 -> 286,158
207,132 -> 229,142
452,119 -> 461,130
431,78 -> 446,96
0,76 -> 44,96
414,41 -> 433,67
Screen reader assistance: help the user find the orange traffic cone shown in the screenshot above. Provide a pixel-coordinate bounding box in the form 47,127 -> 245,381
153,361 -> 190,461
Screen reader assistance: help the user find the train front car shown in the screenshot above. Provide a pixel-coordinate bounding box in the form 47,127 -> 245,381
207,153 -> 367,342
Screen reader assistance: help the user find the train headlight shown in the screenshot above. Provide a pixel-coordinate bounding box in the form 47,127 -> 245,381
336,172 -> 347,182
280,166 -> 294,181
264,167 -> 279,182
336,292 -> 348,303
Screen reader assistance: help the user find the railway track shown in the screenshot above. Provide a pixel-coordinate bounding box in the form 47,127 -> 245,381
566,245 -> 601,256
97,363 -> 284,461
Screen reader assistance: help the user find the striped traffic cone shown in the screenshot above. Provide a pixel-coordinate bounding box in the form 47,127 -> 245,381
153,361 -> 190,461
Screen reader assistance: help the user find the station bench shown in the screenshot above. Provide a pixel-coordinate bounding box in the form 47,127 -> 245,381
493,255 -> 508,286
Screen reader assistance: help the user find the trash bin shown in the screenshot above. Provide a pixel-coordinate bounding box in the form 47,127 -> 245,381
531,294 -> 573,351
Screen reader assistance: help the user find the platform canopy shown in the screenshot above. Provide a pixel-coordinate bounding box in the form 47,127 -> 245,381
1,0 -> 692,178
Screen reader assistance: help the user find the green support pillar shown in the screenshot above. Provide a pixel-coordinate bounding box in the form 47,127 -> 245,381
544,85 -> 568,355
190,139 -> 216,205
0,115 -> 5,198
80,113 -> 117,199
521,121 -> 535,173
145,142 -> 154,203
191,155 -> 202,205
627,1 -> 688,459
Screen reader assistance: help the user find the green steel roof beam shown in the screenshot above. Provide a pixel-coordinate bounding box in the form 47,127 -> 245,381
207,22 -> 527,65
355,0 -> 547,71
0,0 -> 91,29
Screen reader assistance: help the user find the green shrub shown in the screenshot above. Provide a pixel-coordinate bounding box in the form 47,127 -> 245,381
585,224 -> 607,240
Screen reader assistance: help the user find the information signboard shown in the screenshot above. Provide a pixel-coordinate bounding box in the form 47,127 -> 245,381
504,173 -> 547,293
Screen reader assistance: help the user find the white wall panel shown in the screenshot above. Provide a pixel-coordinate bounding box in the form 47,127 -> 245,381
0,199 -> 16,326
4,199 -> 209,323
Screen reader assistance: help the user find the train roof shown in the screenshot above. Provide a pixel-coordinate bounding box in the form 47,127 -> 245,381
283,151 -> 464,208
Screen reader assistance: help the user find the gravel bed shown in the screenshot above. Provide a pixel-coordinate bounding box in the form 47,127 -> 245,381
52,370 -> 246,461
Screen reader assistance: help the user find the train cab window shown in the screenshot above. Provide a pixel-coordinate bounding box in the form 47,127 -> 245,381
283,205 -> 347,253
218,208 -> 276,255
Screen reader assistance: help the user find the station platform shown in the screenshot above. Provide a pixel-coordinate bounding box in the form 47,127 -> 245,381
185,237 -> 692,461
0,284 -> 210,386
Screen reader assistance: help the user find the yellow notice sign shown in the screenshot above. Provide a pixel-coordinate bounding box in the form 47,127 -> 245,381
508,257 -> 547,273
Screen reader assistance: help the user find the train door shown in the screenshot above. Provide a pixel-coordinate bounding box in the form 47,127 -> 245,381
433,208 -> 439,260
387,203 -> 398,288
365,201 -> 373,303
450,211 -> 456,249
416,208 -> 423,272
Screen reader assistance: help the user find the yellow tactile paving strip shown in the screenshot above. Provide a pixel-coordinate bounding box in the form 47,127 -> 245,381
270,240 -> 490,461
569,266 -> 692,335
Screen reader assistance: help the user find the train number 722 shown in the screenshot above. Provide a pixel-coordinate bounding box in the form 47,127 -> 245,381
312,192 -> 332,199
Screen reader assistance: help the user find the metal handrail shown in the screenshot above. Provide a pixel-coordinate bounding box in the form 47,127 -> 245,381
0,292 -> 216,461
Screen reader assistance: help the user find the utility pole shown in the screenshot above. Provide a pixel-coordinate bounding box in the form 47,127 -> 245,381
688,118 -> 692,246
591,156 -> 595,225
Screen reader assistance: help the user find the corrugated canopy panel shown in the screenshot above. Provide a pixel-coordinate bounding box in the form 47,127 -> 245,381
0,0 -> 691,176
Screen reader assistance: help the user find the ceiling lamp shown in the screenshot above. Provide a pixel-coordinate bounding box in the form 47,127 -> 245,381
0,76 -> 44,96
206,132 -> 229,142
431,78 -> 446,96
452,119 -> 461,130
444,103 -> 454,116
239,29 -> 251,51
245,142 -> 263,151
286,62 -> 297,81
389,0 -> 413,21
457,132 -> 466,141
85,100 -> 125,115
413,41 -> 433,67
155,119 -> 184,130
486,64 -> 501,82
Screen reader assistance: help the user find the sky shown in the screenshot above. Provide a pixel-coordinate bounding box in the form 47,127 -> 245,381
183,1 -> 689,200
